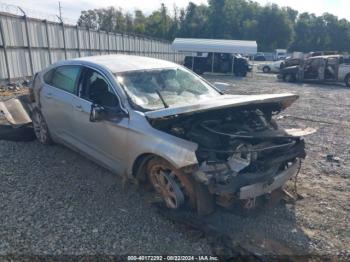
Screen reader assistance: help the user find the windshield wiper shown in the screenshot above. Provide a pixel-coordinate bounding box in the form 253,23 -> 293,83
155,89 -> 169,108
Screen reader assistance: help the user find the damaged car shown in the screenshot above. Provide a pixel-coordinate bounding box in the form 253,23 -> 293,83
279,55 -> 350,87
2,55 -> 306,215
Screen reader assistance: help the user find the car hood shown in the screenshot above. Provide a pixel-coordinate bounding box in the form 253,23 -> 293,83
144,93 -> 298,119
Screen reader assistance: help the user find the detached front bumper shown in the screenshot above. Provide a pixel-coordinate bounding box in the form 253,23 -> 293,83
239,159 -> 300,199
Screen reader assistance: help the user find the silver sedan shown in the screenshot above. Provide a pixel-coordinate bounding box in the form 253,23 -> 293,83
25,55 -> 305,215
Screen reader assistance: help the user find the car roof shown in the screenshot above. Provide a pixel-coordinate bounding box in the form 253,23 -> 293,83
309,55 -> 341,59
73,54 -> 178,73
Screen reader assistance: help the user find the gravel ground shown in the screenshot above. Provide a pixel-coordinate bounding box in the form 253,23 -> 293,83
0,70 -> 349,258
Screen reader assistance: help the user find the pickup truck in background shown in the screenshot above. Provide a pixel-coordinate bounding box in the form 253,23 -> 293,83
184,53 -> 252,77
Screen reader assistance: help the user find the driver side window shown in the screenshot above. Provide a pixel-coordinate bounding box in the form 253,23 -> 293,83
79,68 -> 119,108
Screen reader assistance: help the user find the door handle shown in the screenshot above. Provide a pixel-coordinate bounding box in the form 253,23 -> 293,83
75,105 -> 83,111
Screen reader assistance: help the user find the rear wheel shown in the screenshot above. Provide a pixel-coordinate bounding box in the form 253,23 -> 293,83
263,66 -> 270,73
345,74 -> 350,87
31,109 -> 52,144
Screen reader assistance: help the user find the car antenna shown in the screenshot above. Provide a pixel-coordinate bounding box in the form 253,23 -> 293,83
155,89 -> 169,108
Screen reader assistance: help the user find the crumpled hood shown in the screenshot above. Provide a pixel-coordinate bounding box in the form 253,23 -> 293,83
145,93 -> 299,119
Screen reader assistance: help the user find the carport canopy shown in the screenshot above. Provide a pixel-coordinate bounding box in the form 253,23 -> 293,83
172,38 -> 257,55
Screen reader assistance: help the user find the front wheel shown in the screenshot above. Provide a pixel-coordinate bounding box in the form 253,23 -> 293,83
263,66 -> 270,73
345,74 -> 350,87
31,109 -> 52,144
146,157 -> 196,209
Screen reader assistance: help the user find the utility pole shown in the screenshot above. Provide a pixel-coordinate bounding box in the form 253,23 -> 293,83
58,1 -> 62,21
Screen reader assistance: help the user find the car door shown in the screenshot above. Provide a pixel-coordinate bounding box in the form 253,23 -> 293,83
304,58 -> 324,80
40,65 -> 81,144
325,57 -> 339,81
70,66 -> 129,174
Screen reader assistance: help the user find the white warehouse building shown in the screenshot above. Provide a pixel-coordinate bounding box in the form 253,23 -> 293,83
172,38 -> 258,55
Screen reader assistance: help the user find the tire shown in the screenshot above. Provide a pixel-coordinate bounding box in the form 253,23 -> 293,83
283,73 -> 296,83
0,123 -> 36,142
146,157 -> 196,209
31,109 -> 53,144
262,66 -> 270,73
345,74 -> 350,87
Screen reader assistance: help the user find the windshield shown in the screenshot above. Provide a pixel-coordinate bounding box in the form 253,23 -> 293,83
116,67 -> 221,110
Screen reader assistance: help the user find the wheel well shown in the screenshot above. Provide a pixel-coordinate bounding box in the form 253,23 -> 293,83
345,74 -> 350,87
131,153 -> 161,181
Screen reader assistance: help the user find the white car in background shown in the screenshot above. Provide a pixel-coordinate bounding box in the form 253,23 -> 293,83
258,60 -> 283,73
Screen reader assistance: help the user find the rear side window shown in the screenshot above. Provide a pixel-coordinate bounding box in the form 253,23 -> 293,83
43,69 -> 54,84
50,66 -> 81,94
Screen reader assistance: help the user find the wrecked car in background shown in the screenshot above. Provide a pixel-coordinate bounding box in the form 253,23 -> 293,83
0,55 -> 306,215
279,55 -> 350,87
257,60 -> 284,73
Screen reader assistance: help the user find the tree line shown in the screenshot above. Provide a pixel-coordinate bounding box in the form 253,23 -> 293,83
77,0 -> 350,52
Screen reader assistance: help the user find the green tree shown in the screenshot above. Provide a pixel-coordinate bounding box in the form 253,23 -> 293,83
78,9 -> 99,29
178,2 -> 209,38
255,4 -> 293,51
134,10 -> 146,34
77,0 -> 350,52
207,0 -> 225,38
145,3 -> 172,39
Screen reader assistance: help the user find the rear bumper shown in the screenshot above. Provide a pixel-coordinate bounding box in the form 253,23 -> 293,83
239,159 -> 300,199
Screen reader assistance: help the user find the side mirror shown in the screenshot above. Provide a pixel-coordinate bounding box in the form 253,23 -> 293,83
89,103 -> 128,122
89,103 -> 105,122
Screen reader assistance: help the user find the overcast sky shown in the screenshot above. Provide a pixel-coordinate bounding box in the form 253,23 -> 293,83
3,0 -> 349,23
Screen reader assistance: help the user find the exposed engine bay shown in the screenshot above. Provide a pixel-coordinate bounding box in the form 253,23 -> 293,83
149,103 -> 306,211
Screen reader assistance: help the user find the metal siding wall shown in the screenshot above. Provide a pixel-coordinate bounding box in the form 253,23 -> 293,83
51,50 -> 65,63
116,34 -> 123,52
1,15 -> 26,47
90,30 -> 99,50
64,26 -> 78,49
0,12 -> 180,82
8,48 -> 30,78
78,29 -> 89,50
109,33 -> 117,51
28,20 -> 47,47
81,50 -> 91,57
67,50 -> 79,59
0,50 -> 6,79
32,49 -> 50,73
100,31 -> 108,50
47,23 -> 63,48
